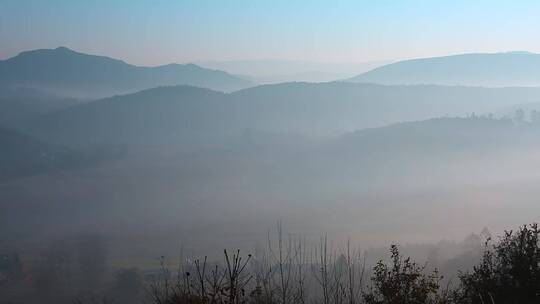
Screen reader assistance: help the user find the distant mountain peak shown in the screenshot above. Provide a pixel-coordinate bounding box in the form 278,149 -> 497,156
18,46 -> 76,55
54,46 -> 73,52
0,47 -> 254,97
349,51 -> 540,87
502,51 -> 535,55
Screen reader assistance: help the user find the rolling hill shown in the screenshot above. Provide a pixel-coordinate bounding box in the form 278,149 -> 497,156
0,125 -> 94,180
0,87 -> 83,128
27,82 -> 540,146
0,47 -> 254,98
349,52 -> 540,87
28,86 -> 228,146
8,116 -> 540,251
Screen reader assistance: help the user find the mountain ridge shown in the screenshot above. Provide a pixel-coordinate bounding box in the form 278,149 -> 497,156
349,52 -> 540,87
27,82 -> 540,147
0,47 -> 254,98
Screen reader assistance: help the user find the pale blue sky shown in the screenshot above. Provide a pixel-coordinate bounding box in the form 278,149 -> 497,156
1,0 -> 540,65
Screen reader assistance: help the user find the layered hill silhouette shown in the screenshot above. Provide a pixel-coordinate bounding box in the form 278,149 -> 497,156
0,47 -> 254,98
27,82 -> 540,146
288,116 -> 540,192
334,117 -> 525,157
0,125 -> 93,180
29,86 -> 228,146
350,52 -> 540,87
0,87 -> 83,128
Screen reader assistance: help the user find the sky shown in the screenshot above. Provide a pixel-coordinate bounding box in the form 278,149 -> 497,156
1,0 -> 540,66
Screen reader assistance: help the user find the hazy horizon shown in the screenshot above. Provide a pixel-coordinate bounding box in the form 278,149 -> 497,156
3,2 -> 540,304
3,0 -> 540,65
4,46 -> 540,84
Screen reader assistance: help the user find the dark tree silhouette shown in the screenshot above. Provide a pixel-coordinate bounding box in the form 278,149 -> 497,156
362,245 -> 449,304
457,224 -> 540,304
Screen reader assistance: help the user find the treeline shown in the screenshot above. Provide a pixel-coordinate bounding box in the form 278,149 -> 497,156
0,235 -> 144,304
148,224 -> 540,304
2,224 -> 540,304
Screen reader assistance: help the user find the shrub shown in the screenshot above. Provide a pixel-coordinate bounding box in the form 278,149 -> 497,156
363,245 -> 448,304
457,224 -> 540,304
